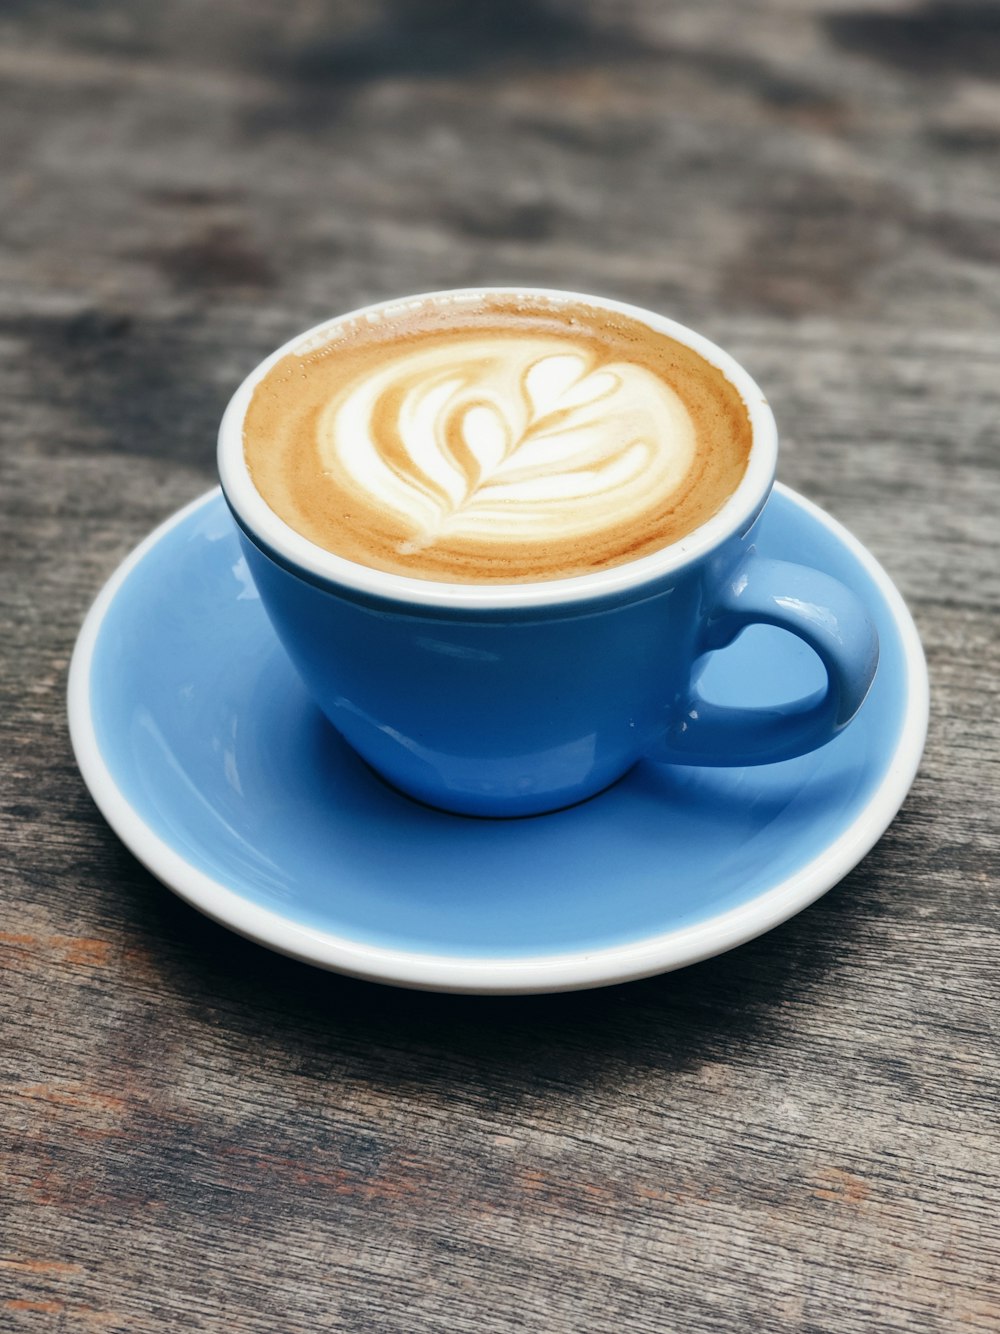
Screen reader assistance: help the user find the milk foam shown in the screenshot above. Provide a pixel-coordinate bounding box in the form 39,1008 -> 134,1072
316,336 -> 697,551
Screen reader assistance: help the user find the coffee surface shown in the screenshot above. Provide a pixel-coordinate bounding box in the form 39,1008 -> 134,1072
243,293 -> 752,582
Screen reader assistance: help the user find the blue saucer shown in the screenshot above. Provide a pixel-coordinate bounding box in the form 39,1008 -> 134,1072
69,486 -> 927,993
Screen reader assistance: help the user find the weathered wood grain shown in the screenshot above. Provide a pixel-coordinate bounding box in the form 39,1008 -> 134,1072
2,2 -> 998,1331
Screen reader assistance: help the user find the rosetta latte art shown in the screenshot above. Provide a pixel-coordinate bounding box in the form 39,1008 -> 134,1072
315,337 -> 697,551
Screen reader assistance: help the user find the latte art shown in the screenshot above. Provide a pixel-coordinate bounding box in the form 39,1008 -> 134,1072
243,294 -> 753,582
320,339 -> 696,552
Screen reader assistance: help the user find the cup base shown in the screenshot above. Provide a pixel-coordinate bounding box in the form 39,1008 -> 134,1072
360,756 -> 635,820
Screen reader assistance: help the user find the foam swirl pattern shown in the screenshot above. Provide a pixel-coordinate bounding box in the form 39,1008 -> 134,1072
318,338 -> 696,552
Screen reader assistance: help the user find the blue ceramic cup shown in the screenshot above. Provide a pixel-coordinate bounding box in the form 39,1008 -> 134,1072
219,289 -> 878,817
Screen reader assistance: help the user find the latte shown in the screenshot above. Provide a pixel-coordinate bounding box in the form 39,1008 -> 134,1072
243,293 -> 753,582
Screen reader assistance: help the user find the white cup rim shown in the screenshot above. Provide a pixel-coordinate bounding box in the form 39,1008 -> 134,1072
217,287 -> 778,610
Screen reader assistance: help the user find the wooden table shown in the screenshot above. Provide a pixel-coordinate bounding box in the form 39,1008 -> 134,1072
3,3 -> 998,1330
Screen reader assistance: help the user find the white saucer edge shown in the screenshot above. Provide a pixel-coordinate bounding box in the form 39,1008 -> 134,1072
67,485 -> 930,995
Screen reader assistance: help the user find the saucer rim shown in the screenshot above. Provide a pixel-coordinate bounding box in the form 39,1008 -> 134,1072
67,485 -> 929,994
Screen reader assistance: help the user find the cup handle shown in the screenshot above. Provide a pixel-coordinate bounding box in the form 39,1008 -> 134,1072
652,555 -> 879,767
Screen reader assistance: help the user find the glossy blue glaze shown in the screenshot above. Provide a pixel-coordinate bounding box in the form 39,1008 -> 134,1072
87,489 -> 909,960
230,506 -> 877,816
